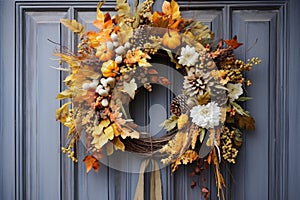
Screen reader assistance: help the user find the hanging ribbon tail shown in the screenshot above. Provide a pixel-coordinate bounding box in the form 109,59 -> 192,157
134,159 -> 163,200
214,141 -> 222,163
134,159 -> 150,200
198,132 -> 214,158
150,160 -> 162,200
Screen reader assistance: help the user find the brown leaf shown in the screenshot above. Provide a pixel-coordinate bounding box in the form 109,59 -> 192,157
237,115 -> 255,130
190,180 -> 197,189
224,35 -> 243,49
159,77 -> 171,85
82,155 -> 100,173
148,69 -> 158,74
150,76 -> 159,83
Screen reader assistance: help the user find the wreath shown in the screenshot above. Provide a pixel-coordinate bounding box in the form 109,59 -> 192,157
55,0 -> 261,199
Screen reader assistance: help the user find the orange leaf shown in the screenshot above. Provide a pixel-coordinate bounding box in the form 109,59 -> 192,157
152,12 -> 169,28
83,155 -> 100,173
224,35 -> 243,49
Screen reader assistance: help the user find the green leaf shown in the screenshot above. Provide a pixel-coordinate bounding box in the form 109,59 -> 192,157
160,115 -> 178,131
230,101 -> 250,117
237,97 -> 253,102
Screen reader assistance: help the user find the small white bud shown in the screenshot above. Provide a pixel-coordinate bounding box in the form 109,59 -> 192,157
110,33 -> 118,41
101,99 -> 109,107
115,55 -> 123,64
124,42 -> 131,49
113,41 -> 119,47
89,79 -> 98,88
82,83 -> 90,90
115,46 -> 125,55
106,41 -> 114,51
100,78 -> 108,87
97,88 -> 109,96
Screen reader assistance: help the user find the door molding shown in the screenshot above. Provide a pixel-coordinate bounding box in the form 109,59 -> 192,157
7,1 -> 289,199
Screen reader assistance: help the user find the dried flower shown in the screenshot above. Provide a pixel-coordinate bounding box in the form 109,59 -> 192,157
227,83 -> 243,100
178,45 -> 199,67
190,102 -> 221,129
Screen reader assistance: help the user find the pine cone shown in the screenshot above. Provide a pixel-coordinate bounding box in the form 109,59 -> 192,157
170,95 -> 188,116
183,69 -> 212,98
212,48 -> 234,65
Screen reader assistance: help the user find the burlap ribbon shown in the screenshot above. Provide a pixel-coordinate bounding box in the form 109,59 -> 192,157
134,159 -> 162,200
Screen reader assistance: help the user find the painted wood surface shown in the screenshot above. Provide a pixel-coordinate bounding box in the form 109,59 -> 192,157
0,0 -> 299,199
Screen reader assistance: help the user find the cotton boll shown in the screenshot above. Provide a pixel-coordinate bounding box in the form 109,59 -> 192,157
106,77 -> 116,88
124,42 -> 131,49
97,88 -> 109,96
106,41 -> 114,51
113,41 -> 119,47
115,46 -> 125,55
89,79 -> 99,88
104,85 -> 111,92
110,33 -> 118,41
101,99 -> 109,107
115,55 -> 123,64
82,82 -> 90,90
100,78 -> 108,87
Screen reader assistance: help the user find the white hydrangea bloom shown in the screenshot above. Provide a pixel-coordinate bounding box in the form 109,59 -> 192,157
190,102 -> 221,129
178,45 -> 199,67
227,83 -> 243,100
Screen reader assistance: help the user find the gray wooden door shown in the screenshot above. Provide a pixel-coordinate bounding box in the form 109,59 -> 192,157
1,0 -> 299,199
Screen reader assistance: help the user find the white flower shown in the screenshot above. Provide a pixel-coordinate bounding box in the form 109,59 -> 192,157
190,102 -> 221,129
227,83 -> 243,100
115,55 -> 123,64
178,45 -> 199,67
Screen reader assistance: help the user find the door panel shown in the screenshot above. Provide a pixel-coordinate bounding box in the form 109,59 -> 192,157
231,9 -> 279,200
6,1 -> 288,200
23,10 -> 69,200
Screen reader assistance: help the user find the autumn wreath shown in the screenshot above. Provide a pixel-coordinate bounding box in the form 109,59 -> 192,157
55,0 -> 260,198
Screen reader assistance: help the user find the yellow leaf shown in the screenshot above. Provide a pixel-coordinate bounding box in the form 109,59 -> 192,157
160,115 -> 178,131
122,78 -> 137,99
191,128 -> 199,149
106,142 -> 114,156
104,125 -> 115,140
198,91 -> 210,105
55,102 -> 71,123
178,114 -> 189,130
116,0 -> 132,19
93,119 -> 110,136
56,89 -> 73,100
162,0 -> 181,20
112,137 -> 125,151
120,126 -> 139,139
92,134 -> 108,149
60,19 -> 85,34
